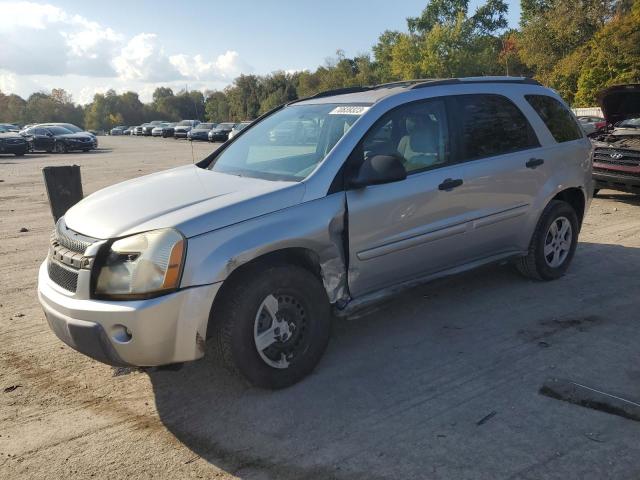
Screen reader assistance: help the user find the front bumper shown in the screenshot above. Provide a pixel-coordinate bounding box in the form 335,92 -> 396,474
174,130 -> 189,138
189,133 -> 209,141
209,134 -> 227,142
38,261 -> 221,367
593,168 -> 640,193
0,142 -> 28,154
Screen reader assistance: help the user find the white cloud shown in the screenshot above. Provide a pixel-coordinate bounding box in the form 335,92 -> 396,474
169,50 -> 247,81
113,33 -> 181,82
0,1 -> 121,77
0,1 -> 252,103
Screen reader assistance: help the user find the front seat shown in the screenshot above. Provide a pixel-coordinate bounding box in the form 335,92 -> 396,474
397,116 -> 440,171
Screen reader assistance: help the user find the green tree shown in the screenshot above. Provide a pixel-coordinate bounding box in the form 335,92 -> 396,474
574,0 -> 640,105
205,91 -> 230,122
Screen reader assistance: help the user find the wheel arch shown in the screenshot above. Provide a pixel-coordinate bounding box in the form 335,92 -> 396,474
205,246 -> 325,339
552,187 -> 586,228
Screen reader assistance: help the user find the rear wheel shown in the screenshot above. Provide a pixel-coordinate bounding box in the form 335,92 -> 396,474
211,263 -> 331,389
54,142 -> 67,153
516,200 -> 579,281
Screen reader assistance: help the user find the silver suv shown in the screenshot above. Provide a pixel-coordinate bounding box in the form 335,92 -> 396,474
38,77 -> 592,388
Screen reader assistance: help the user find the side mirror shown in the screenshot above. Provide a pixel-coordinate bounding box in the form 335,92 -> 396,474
349,154 -> 407,189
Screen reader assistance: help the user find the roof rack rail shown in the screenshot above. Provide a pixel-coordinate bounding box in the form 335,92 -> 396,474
410,77 -> 541,89
308,86 -> 373,99
287,85 -> 374,106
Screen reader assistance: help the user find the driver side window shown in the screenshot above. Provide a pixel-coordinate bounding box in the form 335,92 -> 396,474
361,99 -> 450,175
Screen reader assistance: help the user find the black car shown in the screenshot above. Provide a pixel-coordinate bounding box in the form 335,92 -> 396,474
39,123 -> 98,149
21,126 -> 95,153
188,123 -> 216,141
208,122 -> 236,142
0,131 -> 29,156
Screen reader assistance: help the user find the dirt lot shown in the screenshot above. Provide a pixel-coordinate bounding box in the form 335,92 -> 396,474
1,136 -> 640,480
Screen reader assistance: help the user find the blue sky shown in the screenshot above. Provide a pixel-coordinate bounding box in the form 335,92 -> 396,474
0,0 -> 522,103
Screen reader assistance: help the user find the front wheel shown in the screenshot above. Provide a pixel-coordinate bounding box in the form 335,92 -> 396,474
515,200 -> 579,281
211,263 -> 331,389
54,142 -> 67,153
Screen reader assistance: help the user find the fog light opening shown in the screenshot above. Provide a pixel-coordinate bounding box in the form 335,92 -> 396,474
111,324 -> 132,343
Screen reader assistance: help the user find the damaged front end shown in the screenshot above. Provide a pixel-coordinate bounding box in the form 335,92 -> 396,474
590,84 -> 640,194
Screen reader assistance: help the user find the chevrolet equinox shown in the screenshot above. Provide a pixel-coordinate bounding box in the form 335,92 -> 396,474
38,77 -> 593,388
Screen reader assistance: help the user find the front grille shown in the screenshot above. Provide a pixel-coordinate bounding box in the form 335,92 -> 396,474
53,219 -> 95,254
593,147 -> 640,168
48,261 -> 78,292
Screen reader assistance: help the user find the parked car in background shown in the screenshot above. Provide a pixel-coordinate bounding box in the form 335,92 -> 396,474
21,125 -> 95,153
591,84 -> 640,195
268,119 -> 319,144
228,121 -> 252,140
578,116 -> 606,135
187,123 -> 216,141
133,124 -> 147,136
110,126 -> 128,136
151,122 -> 175,137
143,121 -> 166,136
123,127 -> 133,135
38,123 -> 98,149
174,120 -> 201,138
208,122 -> 236,142
0,130 -> 29,155
38,77 -> 592,389
0,123 -> 20,132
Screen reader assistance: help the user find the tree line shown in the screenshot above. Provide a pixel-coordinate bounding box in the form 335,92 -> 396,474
0,0 -> 637,130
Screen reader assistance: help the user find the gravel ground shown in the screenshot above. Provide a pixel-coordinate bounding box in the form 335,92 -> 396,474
1,136 -> 640,480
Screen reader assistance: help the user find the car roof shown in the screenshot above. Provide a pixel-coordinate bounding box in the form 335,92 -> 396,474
293,77 -> 542,106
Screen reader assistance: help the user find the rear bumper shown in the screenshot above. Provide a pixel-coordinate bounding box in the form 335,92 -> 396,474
38,261 -> 221,367
593,170 -> 640,193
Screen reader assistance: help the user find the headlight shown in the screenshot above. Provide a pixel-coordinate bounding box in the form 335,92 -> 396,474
95,228 -> 185,298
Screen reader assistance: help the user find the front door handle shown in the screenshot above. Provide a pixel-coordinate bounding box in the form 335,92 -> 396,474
526,158 -> 545,169
438,178 -> 463,191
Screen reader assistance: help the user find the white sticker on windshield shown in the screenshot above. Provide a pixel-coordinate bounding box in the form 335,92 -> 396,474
329,106 -> 370,115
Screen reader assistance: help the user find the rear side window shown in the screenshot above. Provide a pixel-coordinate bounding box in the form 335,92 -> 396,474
454,94 -> 539,161
525,95 -> 583,143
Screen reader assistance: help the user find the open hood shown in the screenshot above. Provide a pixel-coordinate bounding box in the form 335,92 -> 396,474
598,84 -> 640,125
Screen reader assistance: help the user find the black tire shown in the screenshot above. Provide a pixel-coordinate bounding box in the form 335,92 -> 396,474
516,200 -> 579,281
14,152 -> 25,156
593,188 -> 600,197
211,263 -> 331,389
54,142 -> 67,154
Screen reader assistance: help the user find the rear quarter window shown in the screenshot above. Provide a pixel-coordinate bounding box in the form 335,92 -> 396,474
525,95 -> 583,143
454,94 -> 539,161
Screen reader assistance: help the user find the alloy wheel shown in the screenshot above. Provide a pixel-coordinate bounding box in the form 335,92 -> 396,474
544,216 -> 573,268
254,293 -> 307,369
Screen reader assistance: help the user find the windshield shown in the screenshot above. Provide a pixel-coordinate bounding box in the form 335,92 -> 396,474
197,123 -> 215,129
48,126 -> 74,135
177,120 -> 194,126
619,117 -> 640,128
217,123 -> 235,129
208,103 -> 368,181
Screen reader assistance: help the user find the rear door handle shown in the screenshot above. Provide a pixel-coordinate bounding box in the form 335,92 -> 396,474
438,178 -> 463,191
526,158 -> 545,169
